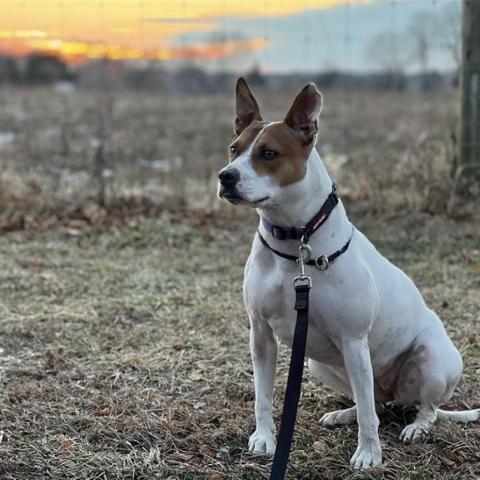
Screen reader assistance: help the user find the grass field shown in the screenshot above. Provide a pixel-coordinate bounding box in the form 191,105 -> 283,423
0,86 -> 464,224
0,209 -> 479,479
0,85 -> 479,479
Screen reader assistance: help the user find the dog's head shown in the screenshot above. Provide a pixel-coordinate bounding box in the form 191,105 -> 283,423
218,78 -> 323,207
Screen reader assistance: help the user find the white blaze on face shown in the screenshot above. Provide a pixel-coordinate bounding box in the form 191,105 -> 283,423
219,122 -> 281,205
222,80 -> 323,207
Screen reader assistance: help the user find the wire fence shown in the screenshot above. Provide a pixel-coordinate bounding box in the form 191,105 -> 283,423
0,0 -> 461,81
0,0 -> 473,230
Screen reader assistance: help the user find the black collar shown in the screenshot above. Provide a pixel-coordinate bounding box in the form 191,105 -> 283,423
261,183 -> 339,242
257,225 -> 354,271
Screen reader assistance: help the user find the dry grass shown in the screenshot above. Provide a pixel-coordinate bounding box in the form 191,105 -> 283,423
0,86 -> 467,225
0,84 -> 478,478
0,211 -> 479,480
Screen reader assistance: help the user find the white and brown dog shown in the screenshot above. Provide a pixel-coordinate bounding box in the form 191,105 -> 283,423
218,78 -> 479,470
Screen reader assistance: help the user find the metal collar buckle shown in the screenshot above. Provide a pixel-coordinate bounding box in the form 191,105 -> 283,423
315,255 -> 330,271
271,226 -> 286,240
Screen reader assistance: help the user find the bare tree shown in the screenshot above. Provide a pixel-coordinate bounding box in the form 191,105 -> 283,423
438,3 -> 461,72
407,12 -> 434,74
365,31 -> 408,89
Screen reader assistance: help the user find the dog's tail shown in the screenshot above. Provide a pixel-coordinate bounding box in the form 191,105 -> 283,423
436,408 -> 480,423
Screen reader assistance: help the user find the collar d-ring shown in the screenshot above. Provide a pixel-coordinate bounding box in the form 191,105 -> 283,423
315,254 -> 330,271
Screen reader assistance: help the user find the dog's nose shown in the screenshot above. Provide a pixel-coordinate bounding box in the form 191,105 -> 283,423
218,168 -> 240,186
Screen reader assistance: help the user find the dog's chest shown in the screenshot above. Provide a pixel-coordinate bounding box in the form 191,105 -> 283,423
245,255 -> 342,364
268,313 -> 341,364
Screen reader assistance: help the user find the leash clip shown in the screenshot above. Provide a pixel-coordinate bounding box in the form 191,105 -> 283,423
298,243 -> 311,264
295,243 -> 312,288
294,275 -> 311,289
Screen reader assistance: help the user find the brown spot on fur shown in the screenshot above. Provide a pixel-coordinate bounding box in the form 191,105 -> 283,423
250,122 -> 313,186
229,120 -> 267,162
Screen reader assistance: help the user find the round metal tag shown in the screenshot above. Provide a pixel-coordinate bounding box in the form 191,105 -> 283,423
315,255 -> 330,271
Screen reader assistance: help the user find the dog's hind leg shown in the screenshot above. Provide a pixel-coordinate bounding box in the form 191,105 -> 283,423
309,360 -> 357,426
395,318 -> 464,443
309,360 -> 352,396
400,404 -> 480,443
309,360 -> 385,427
320,405 -> 357,426
320,404 -> 386,427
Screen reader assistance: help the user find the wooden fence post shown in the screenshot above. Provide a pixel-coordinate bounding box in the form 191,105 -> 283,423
459,0 -> 480,175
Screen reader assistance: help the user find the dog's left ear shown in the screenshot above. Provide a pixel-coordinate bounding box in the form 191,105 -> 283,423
284,83 -> 323,144
235,77 -> 263,135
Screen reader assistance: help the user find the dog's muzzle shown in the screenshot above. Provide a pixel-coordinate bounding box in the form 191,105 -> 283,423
218,168 -> 242,203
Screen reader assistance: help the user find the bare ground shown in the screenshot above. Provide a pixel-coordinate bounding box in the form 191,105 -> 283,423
0,209 -> 479,480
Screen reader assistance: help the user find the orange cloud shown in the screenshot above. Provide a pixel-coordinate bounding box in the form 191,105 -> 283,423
0,34 -> 268,65
0,0 -> 371,64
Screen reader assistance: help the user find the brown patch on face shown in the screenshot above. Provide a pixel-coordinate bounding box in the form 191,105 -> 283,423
250,122 -> 313,187
228,120 -> 267,163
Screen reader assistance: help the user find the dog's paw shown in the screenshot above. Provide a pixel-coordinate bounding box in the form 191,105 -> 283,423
399,422 -> 430,443
350,440 -> 382,470
248,429 -> 276,456
320,407 -> 357,427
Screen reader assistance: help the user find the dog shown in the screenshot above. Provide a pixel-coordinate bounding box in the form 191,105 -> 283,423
218,78 -> 480,470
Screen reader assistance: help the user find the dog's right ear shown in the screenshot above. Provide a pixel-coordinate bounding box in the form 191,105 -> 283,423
235,77 -> 262,136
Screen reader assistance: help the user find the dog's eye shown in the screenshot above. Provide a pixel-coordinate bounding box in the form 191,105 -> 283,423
229,145 -> 237,155
262,149 -> 278,161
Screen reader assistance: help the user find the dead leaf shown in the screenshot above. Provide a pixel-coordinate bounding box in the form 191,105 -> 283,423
199,445 -> 216,458
95,407 -> 110,417
40,271 -> 58,282
146,390 -> 157,402
68,219 -> 89,229
442,457 -> 455,466
65,228 -> 84,237
17,260 -> 43,269
82,203 -> 107,226
59,439 -> 74,451
0,216 -> 25,232
169,451 -> 193,462
312,439 -> 328,453
45,350 -> 56,370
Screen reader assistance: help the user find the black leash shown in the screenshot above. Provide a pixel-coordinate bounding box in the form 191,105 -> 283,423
269,277 -> 310,480
261,227 -> 354,479
252,184 -> 353,479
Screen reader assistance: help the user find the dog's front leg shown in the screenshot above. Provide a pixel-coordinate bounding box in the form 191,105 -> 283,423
248,316 -> 278,455
341,337 -> 382,470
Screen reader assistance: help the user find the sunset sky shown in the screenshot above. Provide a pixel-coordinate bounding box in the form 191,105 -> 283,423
0,0 -> 460,72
